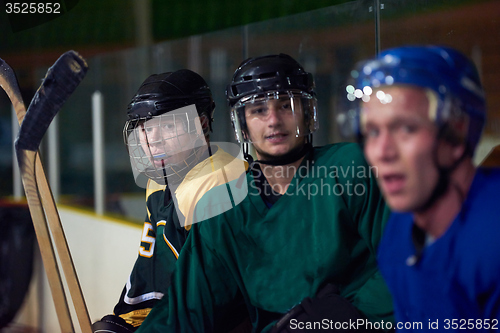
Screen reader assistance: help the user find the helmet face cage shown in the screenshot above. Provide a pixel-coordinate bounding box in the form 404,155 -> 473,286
124,104 -> 207,187
339,46 -> 486,153
230,90 -> 318,143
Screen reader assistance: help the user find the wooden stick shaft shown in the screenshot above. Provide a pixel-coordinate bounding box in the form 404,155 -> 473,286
1,73 -> 75,332
35,158 -> 93,333
2,70 -> 92,333
19,150 -> 74,333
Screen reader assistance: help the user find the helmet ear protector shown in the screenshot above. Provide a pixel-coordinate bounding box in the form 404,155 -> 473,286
339,45 -> 486,155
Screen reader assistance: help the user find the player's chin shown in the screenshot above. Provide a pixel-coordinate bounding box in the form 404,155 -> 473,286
384,195 -> 415,213
265,145 -> 297,158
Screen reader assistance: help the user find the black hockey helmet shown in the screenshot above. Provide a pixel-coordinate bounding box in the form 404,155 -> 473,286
127,69 -> 215,132
226,53 -> 315,107
226,54 -> 318,147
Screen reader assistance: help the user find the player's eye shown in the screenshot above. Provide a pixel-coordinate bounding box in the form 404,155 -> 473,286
364,126 -> 379,139
248,107 -> 267,116
280,102 -> 292,110
391,122 -> 418,136
400,124 -> 417,134
163,123 -> 176,130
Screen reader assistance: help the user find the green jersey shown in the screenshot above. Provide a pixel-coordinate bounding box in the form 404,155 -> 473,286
137,142 -> 394,332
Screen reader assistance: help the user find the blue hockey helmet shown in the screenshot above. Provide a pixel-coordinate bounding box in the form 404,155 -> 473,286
344,45 -> 486,154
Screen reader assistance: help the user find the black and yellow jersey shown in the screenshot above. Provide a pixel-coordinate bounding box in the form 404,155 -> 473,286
113,146 -> 247,328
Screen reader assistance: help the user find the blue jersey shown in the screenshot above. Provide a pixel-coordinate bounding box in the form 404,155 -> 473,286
378,168 -> 500,332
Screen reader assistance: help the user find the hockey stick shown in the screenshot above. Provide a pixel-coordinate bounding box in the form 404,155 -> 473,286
13,51 -> 92,333
0,57 -> 74,332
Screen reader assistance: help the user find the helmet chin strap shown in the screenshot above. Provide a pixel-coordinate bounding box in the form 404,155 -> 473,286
414,126 -> 469,213
245,134 -> 313,167
242,142 -> 254,166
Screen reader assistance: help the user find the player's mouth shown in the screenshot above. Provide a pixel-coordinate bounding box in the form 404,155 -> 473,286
265,132 -> 288,143
152,153 -> 170,166
380,173 -> 406,195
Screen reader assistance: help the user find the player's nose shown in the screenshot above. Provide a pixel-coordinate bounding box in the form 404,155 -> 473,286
376,130 -> 398,162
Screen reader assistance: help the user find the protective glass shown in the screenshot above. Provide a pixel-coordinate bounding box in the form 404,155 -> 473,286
230,90 -> 318,143
124,104 -> 206,187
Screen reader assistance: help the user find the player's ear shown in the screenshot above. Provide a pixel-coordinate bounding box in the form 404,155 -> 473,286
194,115 -> 209,136
448,116 -> 469,161
437,131 -> 467,168
451,143 -> 467,162
437,113 -> 470,165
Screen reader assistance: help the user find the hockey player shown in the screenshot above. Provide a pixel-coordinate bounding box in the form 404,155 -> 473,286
135,54 -> 394,332
348,45 -> 500,330
92,70 -> 246,332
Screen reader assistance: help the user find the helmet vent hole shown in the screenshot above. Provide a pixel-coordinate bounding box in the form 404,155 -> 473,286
258,72 -> 275,79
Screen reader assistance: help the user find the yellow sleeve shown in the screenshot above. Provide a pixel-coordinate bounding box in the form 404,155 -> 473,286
174,147 -> 247,230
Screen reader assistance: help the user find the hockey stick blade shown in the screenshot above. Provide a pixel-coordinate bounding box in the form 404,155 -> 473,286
16,50 -> 88,152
